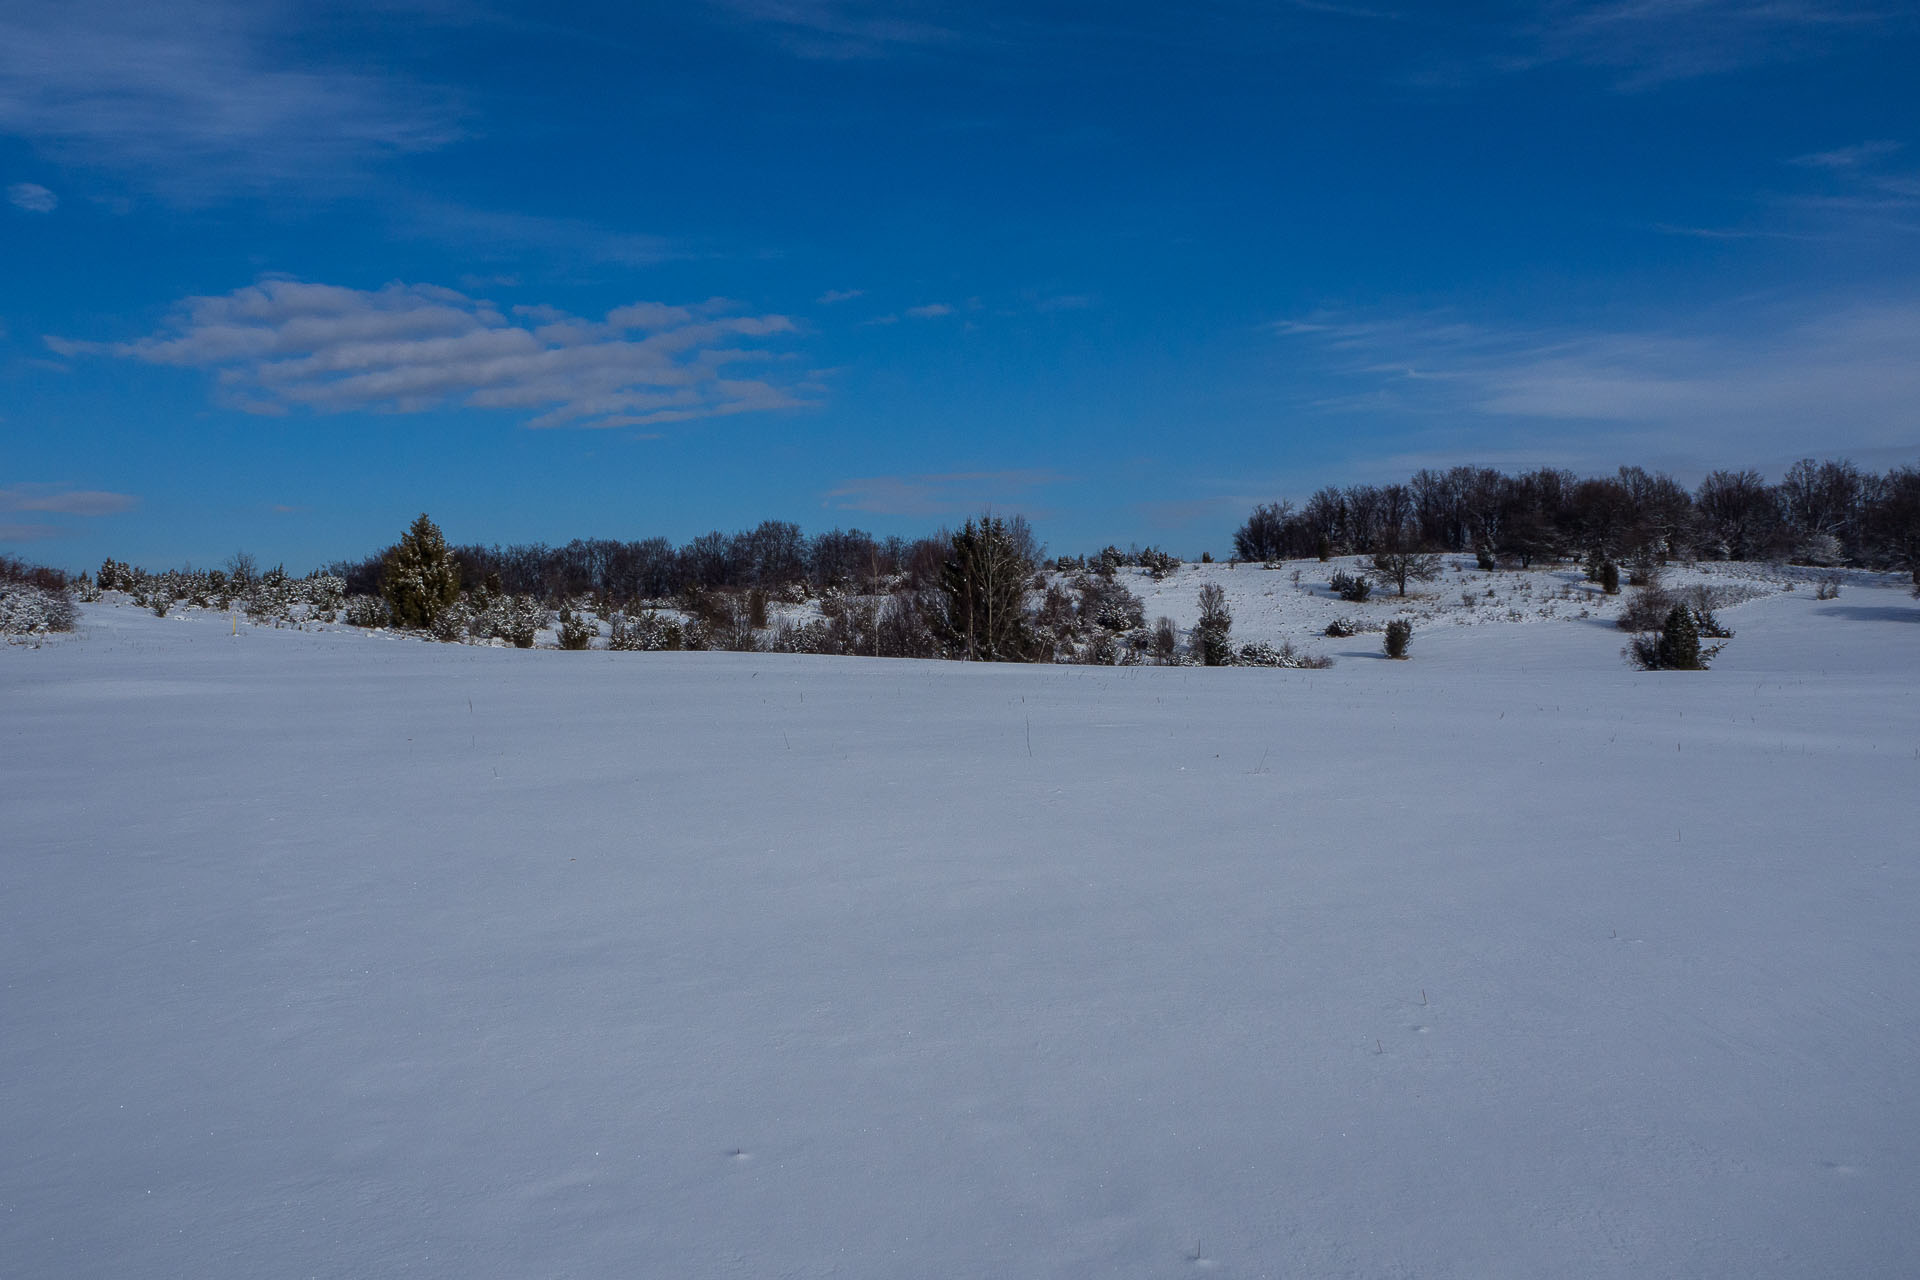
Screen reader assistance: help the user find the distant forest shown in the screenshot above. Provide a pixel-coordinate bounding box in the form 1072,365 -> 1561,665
310,456 -> 1920,601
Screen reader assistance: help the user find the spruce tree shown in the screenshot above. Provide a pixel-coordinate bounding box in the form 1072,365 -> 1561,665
380,513 -> 461,629
1655,604 -> 1703,670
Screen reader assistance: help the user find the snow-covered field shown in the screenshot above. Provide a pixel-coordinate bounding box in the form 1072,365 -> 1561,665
5,582 -> 1917,1277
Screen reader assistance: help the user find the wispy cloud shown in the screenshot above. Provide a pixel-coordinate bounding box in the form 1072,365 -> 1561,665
0,522 -> 58,541
0,0 -> 460,197
396,201 -> 678,268
1791,139 -> 1904,169
6,181 -> 55,212
818,288 -> 865,304
1514,0 -> 1893,89
705,0 -> 959,59
824,469 -> 1070,517
0,483 -> 139,516
1661,138 -> 1920,240
1272,299 -> 1920,468
50,279 -> 810,430
904,302 -> 954,319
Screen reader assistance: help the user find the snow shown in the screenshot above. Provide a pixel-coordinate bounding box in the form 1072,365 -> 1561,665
4,583 -> 1917,1277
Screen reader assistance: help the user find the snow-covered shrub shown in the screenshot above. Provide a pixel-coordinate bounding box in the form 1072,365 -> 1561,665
1384,619 -> 1412,659
767,617 -> 831,654
301,573 -> 346,622
96,558 -> 134,592
1236,640 -> 1333,669
1076,572 -> 1144,633
557,609 -> 596,650
1814,573 -> 1843,601
430,600 -> 474,642
469,594 -> 545,648
608,609 -> 682,651
1323,617 -> 1358,638
0,557 -> 77,636
343,595 -> 392,628
1330,570 -> 1371,603
1138,547 -> 1179,580
245,567 -> 297,624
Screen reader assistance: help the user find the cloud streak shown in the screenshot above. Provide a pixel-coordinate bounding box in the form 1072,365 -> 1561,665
1272,299 -> 1920,468
0,0 -> 460,196
1515,0 -> 1895,89
6,181 -> 56,212
0,484 -> 139,517
705,0 -> 959,59
51,279 -> 810,430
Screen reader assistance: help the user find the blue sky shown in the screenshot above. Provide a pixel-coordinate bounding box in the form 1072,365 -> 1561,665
3,0 -> 1917,570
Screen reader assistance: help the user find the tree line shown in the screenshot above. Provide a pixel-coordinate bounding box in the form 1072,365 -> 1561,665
1232,458 -> 1920,580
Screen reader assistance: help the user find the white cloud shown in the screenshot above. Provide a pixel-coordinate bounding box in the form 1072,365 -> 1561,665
53,279 -> 810,430
6,181 -> 55,212
1272,300 -> 1920,469
0,484 -> 139,516
0,0 -> 460,196
818,288 -> 864,304
904,303 -> 953,318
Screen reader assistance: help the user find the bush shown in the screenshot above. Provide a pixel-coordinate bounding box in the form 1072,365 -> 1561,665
1616,583 -> 1675,632
1138,547 -> 1179,579
558,609 -> 596,650
1599,560 -> 1620,595
609,609 -> 682,651
430,600 -> 474,642
1329,571 -> 1372,603
1682,586 -> 1734,639
469,594 -> 545,648
1236,639 -> 1333,669
0,557 -> 78,636
1151,615 -> 1178,663
1628,604 -> 1716,670
1384,618 -> 1412,659
343,594 -> 392,628
1323,617 -> 1358,638
1076,572 -> 1144,633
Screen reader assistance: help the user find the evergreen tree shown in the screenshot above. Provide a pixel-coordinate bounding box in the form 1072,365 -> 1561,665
380,513 -> 461,628
1656,604 -> 1703,670
938,516 -> 1035,661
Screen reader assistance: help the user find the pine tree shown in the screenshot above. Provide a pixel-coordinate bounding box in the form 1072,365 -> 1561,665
380,513 -> 461,629
1656,604 -> 1703,670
